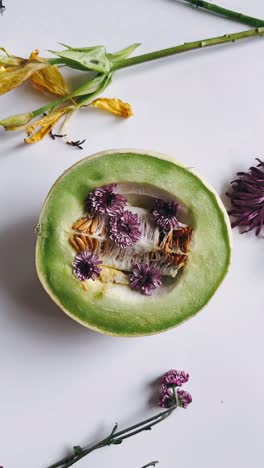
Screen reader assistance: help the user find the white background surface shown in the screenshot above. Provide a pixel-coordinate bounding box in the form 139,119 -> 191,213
0,1 -> 263,467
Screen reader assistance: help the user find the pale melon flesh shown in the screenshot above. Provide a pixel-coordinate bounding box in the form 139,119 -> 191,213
36,149 -> 232,336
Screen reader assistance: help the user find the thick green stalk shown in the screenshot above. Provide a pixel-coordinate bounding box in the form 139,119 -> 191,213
182,0 -> 264,28
112,27 -> 264,71
24,27 -> 264,120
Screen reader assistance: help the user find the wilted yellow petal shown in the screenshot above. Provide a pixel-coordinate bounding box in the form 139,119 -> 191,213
90,98 -> 134,118
31,65 -> 70,97
0,112 -> 33,131
0,61 -> 48,95
25,106 -> 73,144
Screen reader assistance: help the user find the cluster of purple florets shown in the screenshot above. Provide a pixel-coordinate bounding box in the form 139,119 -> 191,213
152,198 -> 180,231
86,184 -> 181,243
129,263 -> 162,296
73,250 -> 102,282
86,184 -> 141,248
73,184 -> 181,295
159,369 -> 192,409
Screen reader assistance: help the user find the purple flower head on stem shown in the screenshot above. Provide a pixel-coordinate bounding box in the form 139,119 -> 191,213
73,250 -> 102,281
109,210 -> 141,248
159,383 -> 177,409
160,383 -> 170,398
159,391 -> 175,409
161,369 -> 189,387
152,198 -> 180,231
129,263 -> 162,296
226,159 -> 264,236
86,184 -> 127,217
177,389 -> 192,408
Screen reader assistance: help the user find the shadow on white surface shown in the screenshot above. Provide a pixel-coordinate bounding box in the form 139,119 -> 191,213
147,376 -> 161,409
220,180 -> 231,208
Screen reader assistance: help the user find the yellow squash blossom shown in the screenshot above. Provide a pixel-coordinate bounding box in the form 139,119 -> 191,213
25,105 -> 75,144
29,50 -> 70,97
0,48 -> 70,97
31,65 -> 70,96
0,60 -> 49,95
90,97 -> 134,117
0,97 -> 133,145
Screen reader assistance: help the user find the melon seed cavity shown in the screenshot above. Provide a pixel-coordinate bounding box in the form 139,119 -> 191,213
69,183 -> 193,296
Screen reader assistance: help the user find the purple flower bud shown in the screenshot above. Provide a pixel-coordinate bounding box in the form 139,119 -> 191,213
226,159 -> 264,236
129,263 -> 162,296
73,250 -> 102,281
177,389 -> 192,408
161,369 -> 189,387
152,198 -> 180,231
86,184 -> 127,217
109,210 -> 141,248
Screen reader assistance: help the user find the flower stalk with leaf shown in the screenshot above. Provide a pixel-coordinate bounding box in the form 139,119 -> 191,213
1,1 -> 264,147
46,369 -> 192,468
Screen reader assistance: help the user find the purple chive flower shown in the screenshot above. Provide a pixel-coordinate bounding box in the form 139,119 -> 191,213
109,210 -> 141,248
160,383 -> 170,397
159,384 -> 177,408
86,184 -> 127,217
159,387 -> 192,409
129,263 -> 162,296
159,391 -> 175,409
152,198 -> 180,231
159,369 -> 191,409
226,159 -> 264,236
161,369 -> 189,387
177,389 -> 192,408
73,250 -> 102,281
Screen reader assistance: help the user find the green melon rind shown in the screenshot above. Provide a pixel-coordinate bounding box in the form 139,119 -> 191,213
36,149 -> 232,337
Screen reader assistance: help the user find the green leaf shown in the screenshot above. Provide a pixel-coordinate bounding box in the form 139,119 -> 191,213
75,73 -> 112,105
49,45 -> 110,73
57,42 -> 72,49
107,43 -> 141,63
70,73 -> 110,98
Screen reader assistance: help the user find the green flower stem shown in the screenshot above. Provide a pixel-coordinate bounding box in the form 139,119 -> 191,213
182,0 -> 264,28
31,87 -> 92,118
172,385 -> 178,407
29,27 -> 264,120
112,27 -> 264,71
47,408 -> 174,468
30,76 -> 108,118
31,95 -> 69,118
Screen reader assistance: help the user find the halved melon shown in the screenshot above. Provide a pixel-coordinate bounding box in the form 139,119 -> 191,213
36,149 -> 232,336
